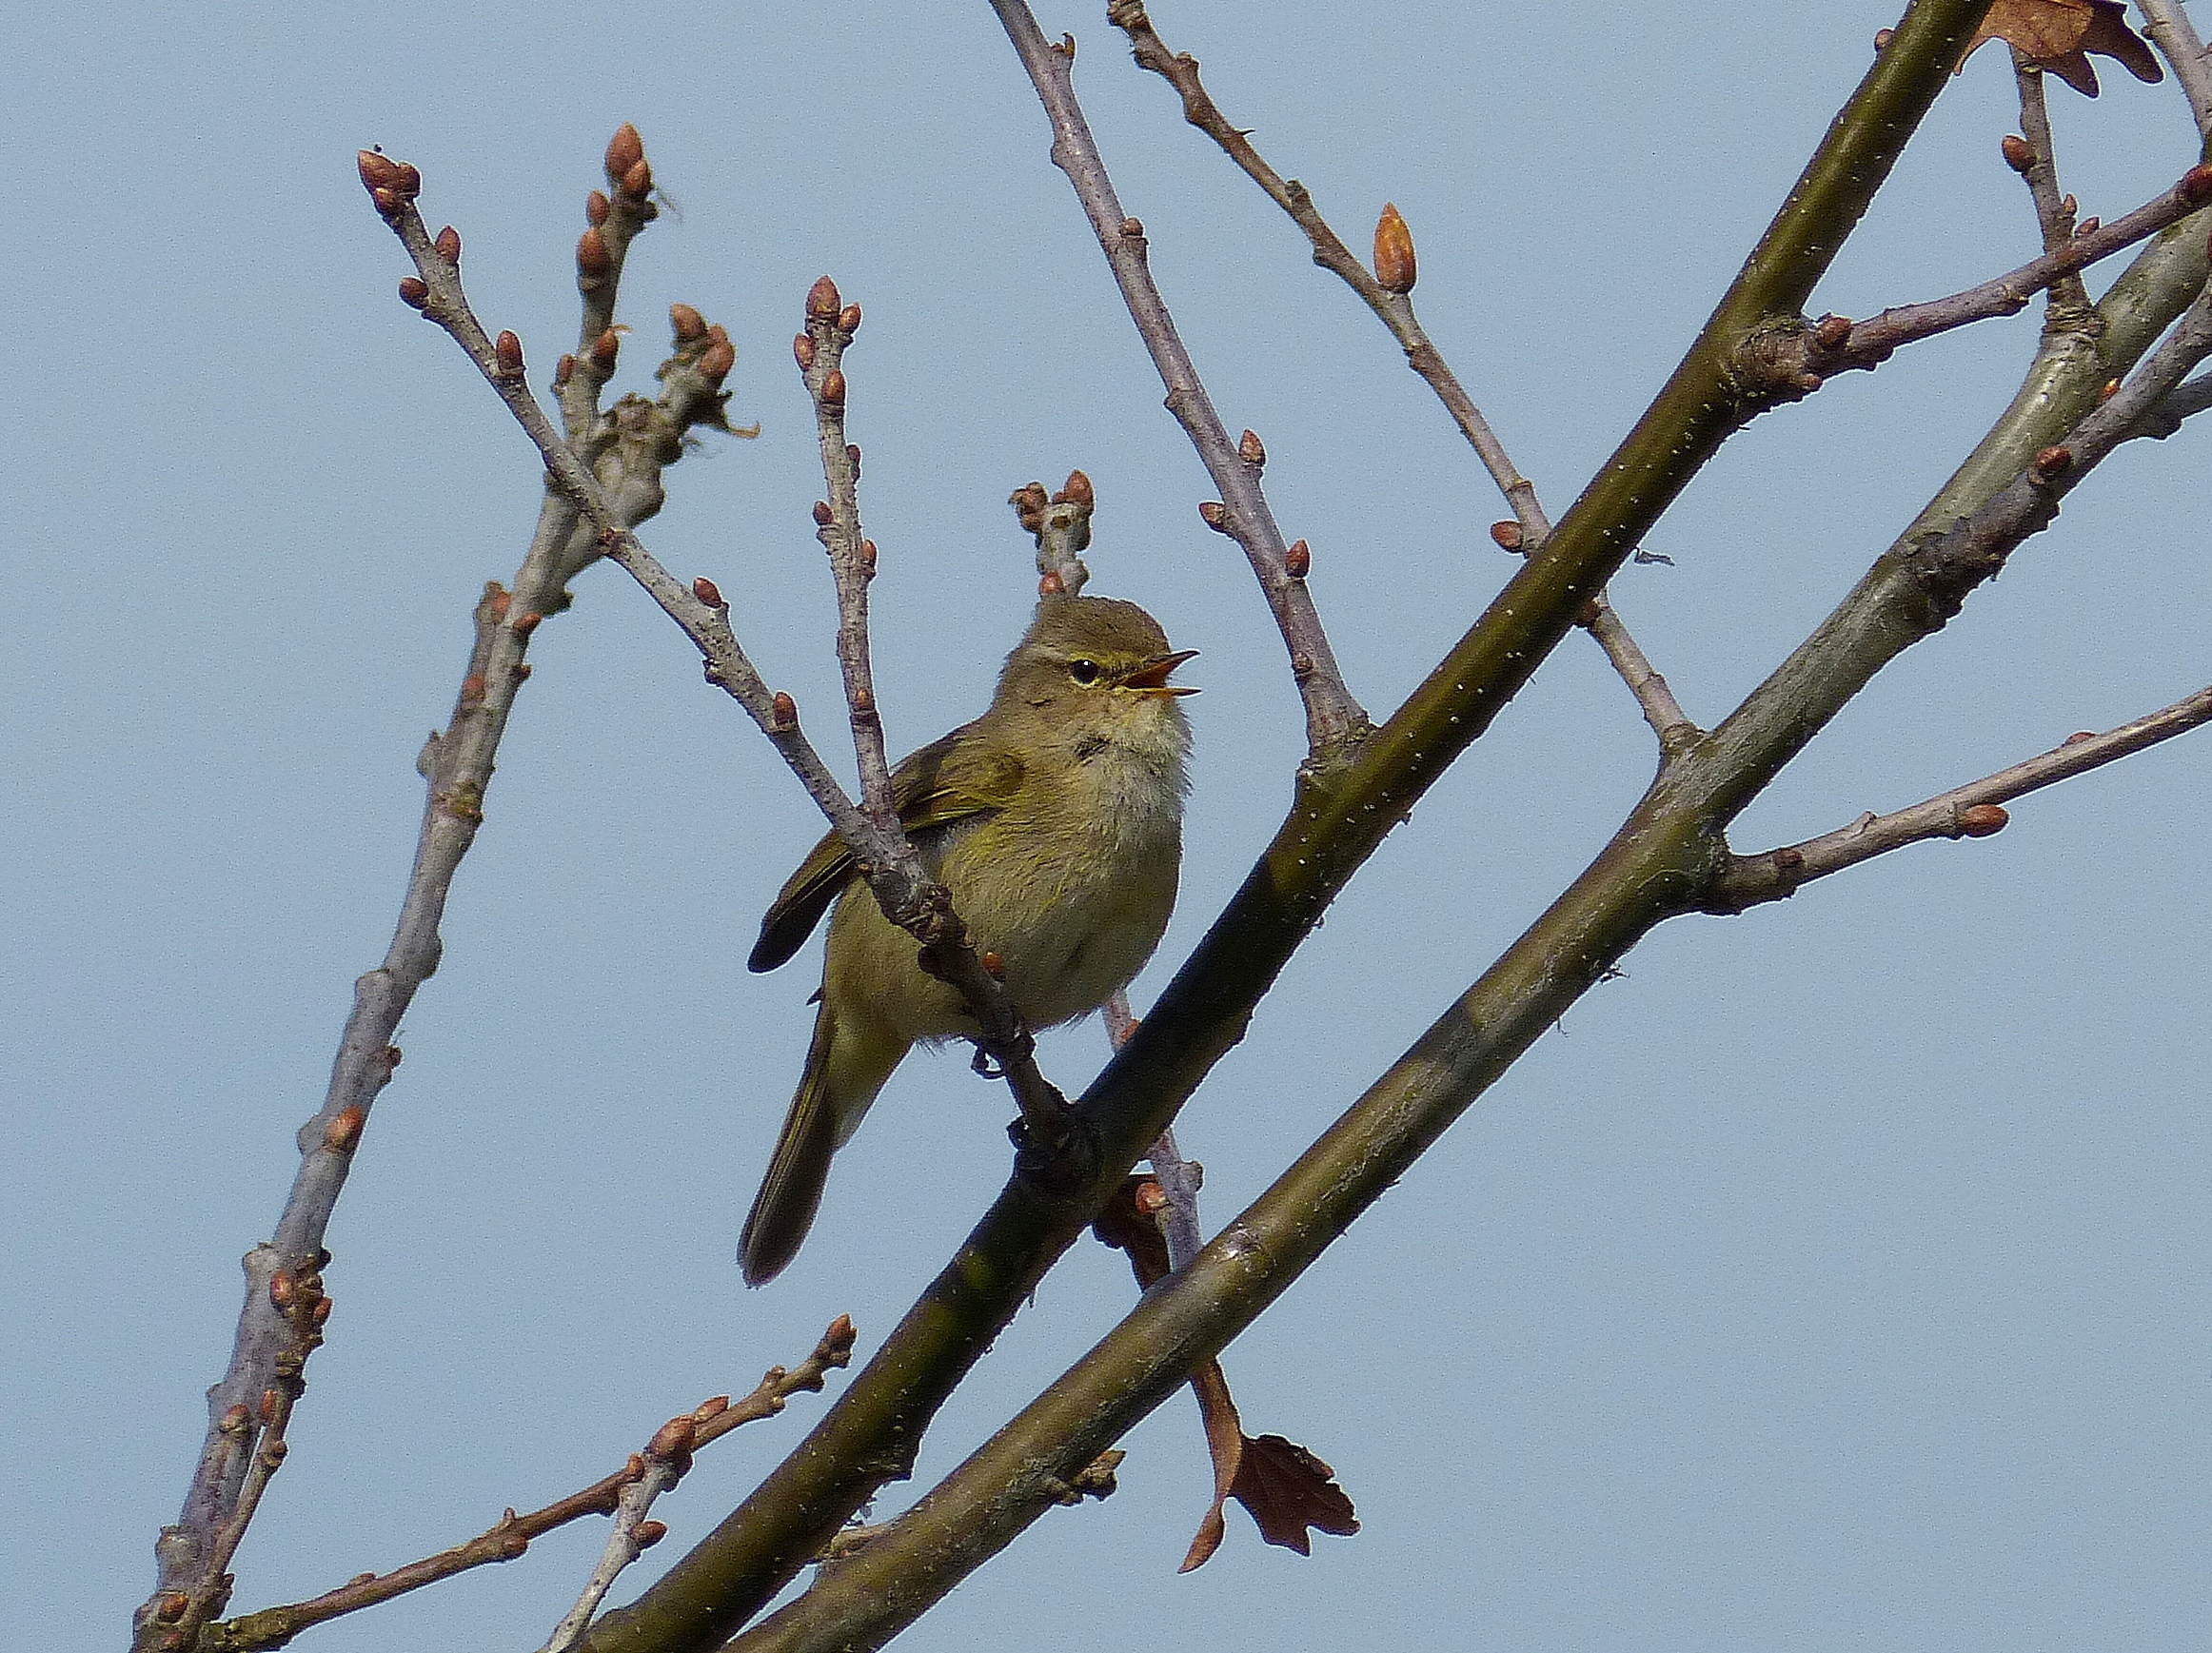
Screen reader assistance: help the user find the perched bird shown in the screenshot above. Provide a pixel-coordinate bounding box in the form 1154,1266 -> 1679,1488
741,595 -> 1195,1285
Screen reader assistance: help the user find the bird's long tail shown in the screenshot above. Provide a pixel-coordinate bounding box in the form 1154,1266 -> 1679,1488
740,998 -> 903,1286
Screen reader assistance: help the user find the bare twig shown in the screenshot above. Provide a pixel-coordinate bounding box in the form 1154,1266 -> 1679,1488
2014,52 -> 2097,326
1009,471 -> 1096,596
989,4 -> 1371,768
1708,683 -> 2212,910
1114,3 -> 1693,749
2139,0 -> 2212,135
561,125 -> 661,443
202,1319 -> 855,1653
133,135 -> 730,1653
1807,160 -> 2212,372
1103,990 -> 1203,1269
364,163 -> 1081,1169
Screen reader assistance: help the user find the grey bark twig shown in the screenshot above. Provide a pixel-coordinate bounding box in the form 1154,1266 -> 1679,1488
1010,471 -> 1096,597
989,2 -> 1372,768
2138,0 -> 2212,135
1113,1 -> 1694,750
132,133 -> 732,1653
1104,990 -> 1203,1270
1709,684 -> 2212,910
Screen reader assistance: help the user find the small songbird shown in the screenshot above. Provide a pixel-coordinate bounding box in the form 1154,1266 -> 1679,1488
740,595 -> 1196,1285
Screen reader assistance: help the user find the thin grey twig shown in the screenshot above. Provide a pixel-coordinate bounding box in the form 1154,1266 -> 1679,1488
1009,471 -> 1096,596
2139,0 -> 2212,134
207,1319 -> 855,1653
1113,2 -> 1694,749
1709,682 -> 2212,909
133,137 -> 727,1653
796,277 -> 898,830
561,124 -> 660,443
989,3 -> 1371,768
365,160 -> 1079,1162
2137,364 -> 2212,431
1103,991 -> 1202,1270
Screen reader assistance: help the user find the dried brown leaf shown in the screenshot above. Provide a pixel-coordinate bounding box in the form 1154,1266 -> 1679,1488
1957,0 -> 2163,95
1230,1433 -> 1360,1556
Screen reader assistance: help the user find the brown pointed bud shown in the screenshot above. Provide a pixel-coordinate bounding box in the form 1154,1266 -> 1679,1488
1373,202 -> 1417,294
578,227 -> 612,280
1873,27 -> 1895,49
1238,428 -> 1266,466
512,610 -> 543,639
312,1296 -> 332,1326
554,353 -> 575,387
1197,501 -> 1227,530
1814,314 -> 1853,350
347,1573 -> 378,1587
2098,378 -> 2121,403
385,1042 -> 405,1068
1039,571 -> 1065,596
222,1403 -> 253,1434
606,123 -> 644,183
2182,163 -> 2212,206
699,338 -> 734,383
813,501 -> 835,526
850,685 -> 875,714
860,539 -> 878,570
1957,803 -> 2009,837
323,1105 -> 365,1153
1772,847 -> 1805,871
1060,468 -> 1094,507
839,303 -> 861,333
806,275 -> 842,319
259,1387 -> 283,1425
1120,216 -> 1144,238
646,1415 -> 698,1466
398,276 -> 429,309
1284,539 -> 1312,580
820,368 -> 846,409
637,1521 -> 669,1549
2001,133 -> 2033,172
589,329 -> 620,371
2059,193 -> 2078,219
693,576 -> 724,607
793,332 -> 816,371
358,149 -> 400,190
670,303 -> 705,341
979,950 -> 1006,979
1490,520 -> 1524,552
622,158 -> 652,198
370,187 -> 403,216
2064,729 -> 2098,745
2029,444 -> 2071,483
1133,1178 -> 1170,1216
433,226 -> 461,266
2075,217 -> 2100,238
586,189 -> 611,226
460,674 -> 487,705
707,323 -> 731,351
494,330 -> 524,376
154,1593 -> 189,1623
695,1395 -> 731,1422
624,1454 -> 645,1481
772,692 -> 798,728
269,1272 -> 295,1309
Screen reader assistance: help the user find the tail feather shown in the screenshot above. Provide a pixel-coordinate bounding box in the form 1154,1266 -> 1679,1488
740,999 -> 902,1285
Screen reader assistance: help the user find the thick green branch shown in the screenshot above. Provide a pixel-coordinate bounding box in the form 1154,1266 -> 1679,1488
576,9 -> 1989,1649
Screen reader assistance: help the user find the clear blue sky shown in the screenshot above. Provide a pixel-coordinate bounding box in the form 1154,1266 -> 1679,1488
9,4 -> 2209,1649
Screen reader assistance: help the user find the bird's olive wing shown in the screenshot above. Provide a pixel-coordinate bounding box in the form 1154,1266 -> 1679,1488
746,726 -> 1024,973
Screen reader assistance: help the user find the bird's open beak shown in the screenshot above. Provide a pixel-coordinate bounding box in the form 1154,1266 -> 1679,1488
1120,648 -> 1199,695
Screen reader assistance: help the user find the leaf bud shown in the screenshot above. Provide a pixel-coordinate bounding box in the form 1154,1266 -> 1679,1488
589,329 -> 619,372
494,330 -> 524,377
646,1414 -> 698,1466
820,368 -> 846,409
1238,428 -> 1266,466
398,276 -> 429,309
860,539 -> 878,570
2001,133 -> 2033,172
1373,202 -> 1417,293
1490,520 -> 1524,552
794,332 -> 816,372
2074,217 -> 2100,238
1197,501 -> 1227,530
622,158 -> 652,198
605,123 -> 645,184
772,692 -> 797,729
2182,162 -> 2212,206
1120,216 -> 1144,238
1814,314 -> 1853,350
1059,468 -> 1094,507
1284,539 -> 1311,580
699,338 -> 735,383
839,303 -> 862,333
1956,803 -> 2009,837
806,275 -> 842,319
692,576 -> 724,608
323,1105 -> 365,1152
813,500 -> 835,525
637,1521 -> 669,1549
670,303 -> 705,341
433,225 -> 461,265
2028,444 -> 2071,483
586,189 -> 611,226
578,227 -> 612,280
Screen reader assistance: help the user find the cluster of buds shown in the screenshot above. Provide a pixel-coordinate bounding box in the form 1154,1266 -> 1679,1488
356,149 -> 421,221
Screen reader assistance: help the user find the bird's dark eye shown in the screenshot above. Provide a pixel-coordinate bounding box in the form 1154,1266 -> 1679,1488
1068,659 -> 1101,685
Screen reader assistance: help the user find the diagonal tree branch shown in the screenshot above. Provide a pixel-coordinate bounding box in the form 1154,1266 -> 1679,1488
989,5 -> 1371,767
578,9 -> 1996,1649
